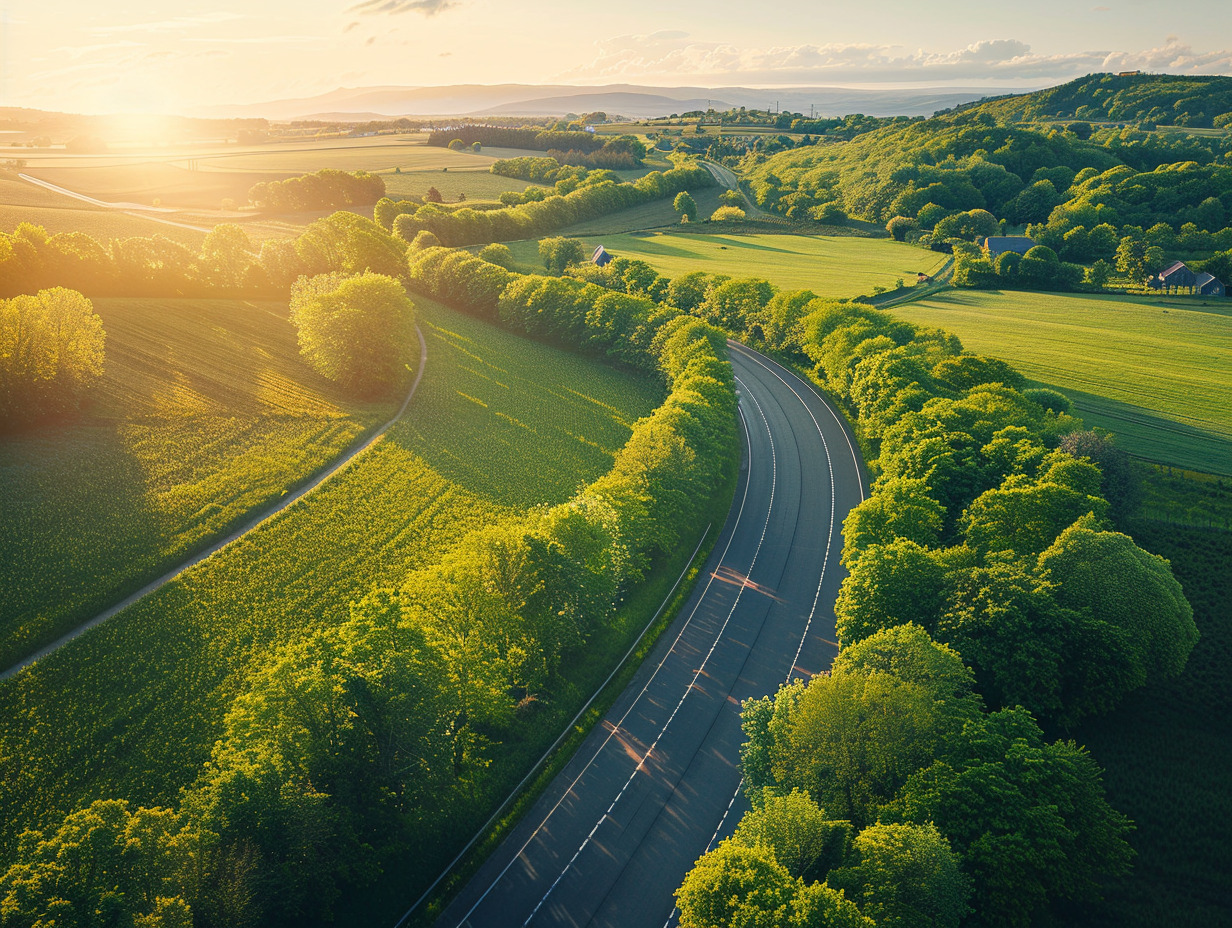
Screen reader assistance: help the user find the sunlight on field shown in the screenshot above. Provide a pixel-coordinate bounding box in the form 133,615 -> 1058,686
0,298 -> 665,848
508,231 -> 948,298
0,298 -> 386,668
897,289 -> 1232,473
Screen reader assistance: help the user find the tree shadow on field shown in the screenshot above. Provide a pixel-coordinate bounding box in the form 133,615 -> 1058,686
697,235 -> 799,255
0,423 -> 169,670
390,307 -> 664,512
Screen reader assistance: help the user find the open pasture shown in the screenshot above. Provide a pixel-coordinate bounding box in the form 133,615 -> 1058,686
506,231 -> 948,297
0,297 -> 664,847
0,297 -> 391,669
895,289 -> 1232,474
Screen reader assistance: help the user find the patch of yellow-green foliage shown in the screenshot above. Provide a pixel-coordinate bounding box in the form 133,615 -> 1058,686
0,297 -> 663,848
0,297 -> 390,669
895,289 -> 1232,474
505,232 -> 948,297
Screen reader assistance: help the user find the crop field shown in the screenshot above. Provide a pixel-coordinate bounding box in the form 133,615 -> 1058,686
895,289 -> 1232,474
0,173 -> 208,242
21,162 -> 274,211
0,297 -> 392,669
0,297 -> 664,848
504,231 -> 948,297
188,137 -> 496,175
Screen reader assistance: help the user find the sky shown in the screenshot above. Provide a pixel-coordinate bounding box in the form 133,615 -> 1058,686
4,0 -> 1232,115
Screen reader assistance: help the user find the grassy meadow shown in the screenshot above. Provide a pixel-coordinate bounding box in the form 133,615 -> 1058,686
505,231 -> 949,298
0,297 -> 393,669
895,289 -> 1232,474
0,297 -> 664,850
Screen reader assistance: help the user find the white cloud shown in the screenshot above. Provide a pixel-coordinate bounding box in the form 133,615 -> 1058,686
52,40 -> 144,61
90,12 -> 245,35
557,33 -> 1232,84
348,0 -> 458,15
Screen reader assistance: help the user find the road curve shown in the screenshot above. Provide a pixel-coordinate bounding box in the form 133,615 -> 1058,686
432,343 -> 866,928
0,326 -> 427,681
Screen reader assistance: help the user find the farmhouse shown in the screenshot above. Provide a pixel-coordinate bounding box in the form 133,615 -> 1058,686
592,245 -> 613,267
1148,261 -> 1226,296
1153,261 -> 1197,290
1196,272 -> 1226,297
983,236 -> 1034,259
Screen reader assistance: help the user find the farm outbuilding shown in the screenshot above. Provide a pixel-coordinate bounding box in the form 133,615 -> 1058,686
983,236 -> 1035,259
592,245 -> 613,267
1195,272 -> 1226,297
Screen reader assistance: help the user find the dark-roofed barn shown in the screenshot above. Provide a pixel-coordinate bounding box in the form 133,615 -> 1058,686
592,245 -> 613,267
1196,272 -> 1226,297
983,236 -> 1035,259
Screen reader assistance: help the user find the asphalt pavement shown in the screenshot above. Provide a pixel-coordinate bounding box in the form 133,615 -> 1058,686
431,343 -> 866,928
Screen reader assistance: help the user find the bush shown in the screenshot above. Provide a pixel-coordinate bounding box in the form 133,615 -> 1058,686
478,243 -> 515,268
886,216 -> 917,241
538,236 -> 585,274
710,205 -> 746,221
411,230 -> 441,251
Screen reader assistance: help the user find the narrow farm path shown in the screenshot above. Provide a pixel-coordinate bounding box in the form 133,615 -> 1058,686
0,326 -> 428,681
431,343 -> 867,928
17,173 -> 215,232
701,160 -> 780,222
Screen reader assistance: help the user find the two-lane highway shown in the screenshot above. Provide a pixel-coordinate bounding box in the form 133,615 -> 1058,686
432,343 -> 866,928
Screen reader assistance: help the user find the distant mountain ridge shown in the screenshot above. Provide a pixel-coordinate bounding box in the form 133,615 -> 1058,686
193,83 -> 1020,121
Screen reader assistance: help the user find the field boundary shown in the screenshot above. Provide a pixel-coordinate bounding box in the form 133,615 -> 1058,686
0,325 -> 428,682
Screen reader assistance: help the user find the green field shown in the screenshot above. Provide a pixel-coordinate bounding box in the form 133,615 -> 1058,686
0,297 -> 392,669
506,231 -> 948,298
895,289 -> 1232,474
0,297 -> 664,849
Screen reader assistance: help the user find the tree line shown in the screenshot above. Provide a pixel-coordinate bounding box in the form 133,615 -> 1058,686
427,126 -> 607,153
485,240 -> 1197,925
0,244 -> 739,927
0,213 -> 407,300
388,164 -> 713,247
248,169 -> 385,213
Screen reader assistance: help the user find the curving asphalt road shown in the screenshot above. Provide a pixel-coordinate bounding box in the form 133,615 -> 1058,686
431,343 -> 866,928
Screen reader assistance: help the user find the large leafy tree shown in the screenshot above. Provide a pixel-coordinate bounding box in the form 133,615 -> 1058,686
830,822 -> 970,928
289,271 -> 416,397
0,286 -> 105,428
1037,514 -> 1199,712
887,709 -> 1133,928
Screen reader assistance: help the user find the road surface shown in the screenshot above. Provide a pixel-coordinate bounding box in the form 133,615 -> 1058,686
0,327 -> 427,681
431,342 -> 866,928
